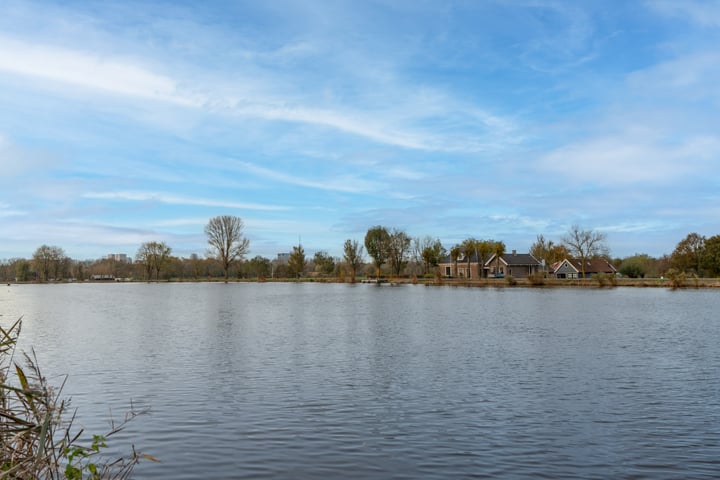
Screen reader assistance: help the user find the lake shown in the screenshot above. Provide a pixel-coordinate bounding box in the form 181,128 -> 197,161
2,283 -> 719,479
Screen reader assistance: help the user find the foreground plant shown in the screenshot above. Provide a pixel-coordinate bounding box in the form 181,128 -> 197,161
1,318 -> 156,479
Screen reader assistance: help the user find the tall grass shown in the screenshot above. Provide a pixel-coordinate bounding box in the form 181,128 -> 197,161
1,318 -> 155,479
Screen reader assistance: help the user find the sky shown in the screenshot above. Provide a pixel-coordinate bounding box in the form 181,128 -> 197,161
1,0 -> 719,261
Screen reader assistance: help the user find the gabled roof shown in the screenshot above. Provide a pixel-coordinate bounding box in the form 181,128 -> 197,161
439,251 -> 488,264
485,252 -> 541,267
439,250 -> 542,267
551,258 -> 616,274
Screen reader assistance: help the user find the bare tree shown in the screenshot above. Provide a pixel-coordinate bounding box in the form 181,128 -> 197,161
32,245 -> 67,281
411,236 -> 440,275
420,238 -> 445,275
343,239 -> 364,282
388,228 -> 411,276
136,241 -> 172,280
530,234 -> 570,269
562,225 -> 608,279
205,215 -> 250,281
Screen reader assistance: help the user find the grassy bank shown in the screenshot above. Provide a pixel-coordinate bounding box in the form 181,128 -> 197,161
7,276 -> 720,288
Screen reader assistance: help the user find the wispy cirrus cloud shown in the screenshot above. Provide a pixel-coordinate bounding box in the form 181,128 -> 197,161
626,52 -> 720,103
0,30 -> 518,154
538,133 -> 720,185
234,160 -> 381,193
0,36 -> 200,106
647,0 -> 720,27
82,191 -> 289,211
1,1 -> 718,260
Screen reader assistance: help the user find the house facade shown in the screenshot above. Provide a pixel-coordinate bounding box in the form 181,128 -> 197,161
551,258 -> 617,278
484,251 -> 542,278
438,250 -> 541,279
438,252 -> 485,278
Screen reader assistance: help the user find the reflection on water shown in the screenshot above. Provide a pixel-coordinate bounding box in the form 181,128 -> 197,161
3,283 -> 720,479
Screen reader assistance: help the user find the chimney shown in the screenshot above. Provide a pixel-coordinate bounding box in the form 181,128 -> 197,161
512,250 -> 517,256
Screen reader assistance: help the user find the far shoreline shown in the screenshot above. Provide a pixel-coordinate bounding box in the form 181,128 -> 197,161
6,276 -> 720,289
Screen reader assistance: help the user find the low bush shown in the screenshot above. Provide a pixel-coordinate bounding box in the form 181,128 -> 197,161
665,268 -> 686,289
594,272 -> 617,287
527,273 -> 545,286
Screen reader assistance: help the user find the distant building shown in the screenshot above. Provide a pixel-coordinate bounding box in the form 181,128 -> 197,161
107,253 -> 131,263
438,250 -> 541,278
276,253 -> 290,264
551,258 -> 617,279
90,274 -> 115,281
485,251 -> 542,278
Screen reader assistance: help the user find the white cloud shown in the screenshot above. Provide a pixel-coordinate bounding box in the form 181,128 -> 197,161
0,204 -> 25,217
82,191 -> 289,211
538,134 -> 720,185
0,36 -> 201,106
647,0 -> 720,27
153,217 -> 210,228
234,160 -> 380,193
0,31 -> 518,153
627,52 -> 720,101
597,221 -> 673,234
0,135 -> 57,177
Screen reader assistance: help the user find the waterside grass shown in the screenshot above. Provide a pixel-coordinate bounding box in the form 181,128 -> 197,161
0,318 -> 156,479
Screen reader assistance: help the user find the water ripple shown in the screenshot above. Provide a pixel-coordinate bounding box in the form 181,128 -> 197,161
3,284 -> 720,478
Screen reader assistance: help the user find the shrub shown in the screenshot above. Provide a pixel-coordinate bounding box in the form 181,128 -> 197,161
665,268 -> 686,289
594,272 -> 617,287
505,275 -> 517,286
0,318 -> 156,478
618,258 -> 646,278
527,273 -> 545,286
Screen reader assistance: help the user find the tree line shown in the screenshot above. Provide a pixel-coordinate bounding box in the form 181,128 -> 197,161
2,217 -> 720,282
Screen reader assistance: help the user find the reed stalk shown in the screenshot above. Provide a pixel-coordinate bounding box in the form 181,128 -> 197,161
1,318 -> 156,479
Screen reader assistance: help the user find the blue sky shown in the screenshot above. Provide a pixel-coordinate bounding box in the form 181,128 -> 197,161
1,0 -> 719,261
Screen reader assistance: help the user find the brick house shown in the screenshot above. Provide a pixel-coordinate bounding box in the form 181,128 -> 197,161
438,250 -> 541,279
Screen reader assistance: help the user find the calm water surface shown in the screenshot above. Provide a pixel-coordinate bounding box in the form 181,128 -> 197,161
1,283 -> 719,479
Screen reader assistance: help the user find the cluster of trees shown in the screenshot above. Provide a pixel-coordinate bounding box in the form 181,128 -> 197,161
667,232 -> 720,278
3,219 -> 720,282
603,233 -> 720,280
0,216 -> 252,283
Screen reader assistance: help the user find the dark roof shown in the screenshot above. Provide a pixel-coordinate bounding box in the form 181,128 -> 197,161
440,251 -> 541,266
551,258 -> 616,273
439,251 -> 487,264
485,252 -> 541,266
501,253 -> 540,266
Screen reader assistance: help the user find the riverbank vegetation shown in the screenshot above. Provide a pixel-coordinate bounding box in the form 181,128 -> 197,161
0,318 -> 154,478
1,217 -> 719,286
